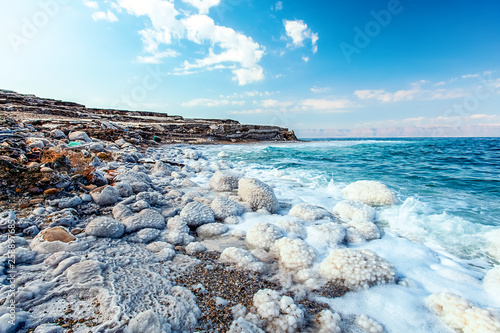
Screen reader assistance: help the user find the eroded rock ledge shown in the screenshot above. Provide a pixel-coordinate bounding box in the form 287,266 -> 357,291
0,89 -> 297,144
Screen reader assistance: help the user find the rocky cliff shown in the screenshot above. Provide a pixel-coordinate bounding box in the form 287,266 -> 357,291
0,89 -> 297,144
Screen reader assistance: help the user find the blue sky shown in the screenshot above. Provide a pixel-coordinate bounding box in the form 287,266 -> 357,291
1,0 -> 499,137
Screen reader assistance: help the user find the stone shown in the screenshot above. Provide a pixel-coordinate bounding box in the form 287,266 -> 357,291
90,185 -> 121,206
209,171 -> 240,191
89,142 -> 105,152
58,196 -> 83,209
23,225 -> 39,237
44,208 -> 79,228
30,227 -> 85,253
196,223 -> 228,239
112,203 -> 134,221
125,310 -> 170,333
68,131 -> 91,142
130,200 -> 150,212
50,129 -> 66,139
152,161 -> 172,176
180,201 -> 215,227
114,182 -> 133,197
80,194 -> 92,202
127,228 -> 161,243
122,209 -> 166,233
238,178 -> 279,213
211,196 -> 245,220
85,216 -> 124,238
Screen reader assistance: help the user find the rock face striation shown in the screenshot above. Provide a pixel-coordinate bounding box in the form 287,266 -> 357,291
0,89 -> 297,144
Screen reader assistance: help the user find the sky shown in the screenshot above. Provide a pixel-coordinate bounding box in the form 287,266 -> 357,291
1,0 -> 499,138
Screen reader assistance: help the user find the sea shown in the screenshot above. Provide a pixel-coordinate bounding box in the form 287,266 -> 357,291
191,137 -> 500,332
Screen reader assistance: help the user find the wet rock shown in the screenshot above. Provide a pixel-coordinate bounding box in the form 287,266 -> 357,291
50,129 -> 66,139
68,131 -> 91,142
112,203 -> 134,221
44,208 -> 79,228
85,216 -> 125,238
90,185 -> 121,206
126,228 -> 161,243
58,196 -> 83,209
122,209 -> 166,233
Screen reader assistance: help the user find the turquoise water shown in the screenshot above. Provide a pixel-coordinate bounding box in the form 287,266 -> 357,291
202,137 -> 500,259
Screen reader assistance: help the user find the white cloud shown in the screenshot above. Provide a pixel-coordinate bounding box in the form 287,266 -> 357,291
301,98 -> 353,112
354,82 -> 469,103
302,56 -> 309,63
311,86 -> 330,93
182,98 -> 245,107
114,1 -> 265,85
92,10 -> 118,22
83,0 -> 99,9
261,99 -> 292,108
137,49 -> 179,64
228,109 -> 266,115
182,0 -> 220,14
283,19 -> 318,53
275,1 -> 283,11
462,73 -> 479,79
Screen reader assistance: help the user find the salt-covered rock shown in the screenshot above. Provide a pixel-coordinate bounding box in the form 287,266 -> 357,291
114,182 -> 134,198
196,223 -> 228,238
253,289 -> 305,333
209,170 -> 240,191
58,196 -> 83,209
90,185 -> 121,206
130,200 -> 150,212
185,242 -> 207,255
333,200 -> 376,222
112,203 -> 134,221
85,216 -> 125,238
211,196 -> 245,220
66,260 -> 105,288
355,314 -> 384,333
125,310 -> 171,333
319,249 -> 396,290
34,323 -> 65,333
315,309 -> 342,333
122,209 -> 166,233
68,131 -> 91,142
246,222 -> 283,250
342,181 -> 397,206
183,149 -> 199,160
238,178 -> 279,213
166,231 -> 194,246
427,292 -> 500,333
14,247 -> 36,264
146,241 -> 173,253
228,317 -> 264,333
44,208 -> 79,228
271,237 -> 316,271
30,227 -> 83,253
220,247 -> 265,273
180,201 -> 215,227
288,203 -> 330,220
152,161 -> 172,176
275,220 -> 306,239
156,247 -> 176,261
127,228 -> 161,243
306,223 -> 345,249
348,219 -> 380,240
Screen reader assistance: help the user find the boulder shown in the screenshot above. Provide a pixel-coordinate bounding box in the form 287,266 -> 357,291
211,196 -> 245,220
29,227 -> 84,253
209,171 -> 240,191
90,185 -> 121,206
180,201 -> 215,227
68,131 -> 91,142
238,178 -> 279,213
122,209 -> 166,233
85,216 -> 124,238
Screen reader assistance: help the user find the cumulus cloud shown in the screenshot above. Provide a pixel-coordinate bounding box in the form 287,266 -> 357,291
311,86 -> 330,93
137,49 -> 179,64
274,1 -> 283,11
182,98 -> 245,107
83,0 -> 99,9
182,0 -> 220,14
92,10 -> 118,22
113,0 -> 265,85
283,19 -> 318,53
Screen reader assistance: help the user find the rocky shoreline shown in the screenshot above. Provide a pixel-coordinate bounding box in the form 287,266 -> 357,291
0,89 -> 297,145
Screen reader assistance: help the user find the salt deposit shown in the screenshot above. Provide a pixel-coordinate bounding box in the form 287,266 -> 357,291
342,181 -> 397,206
